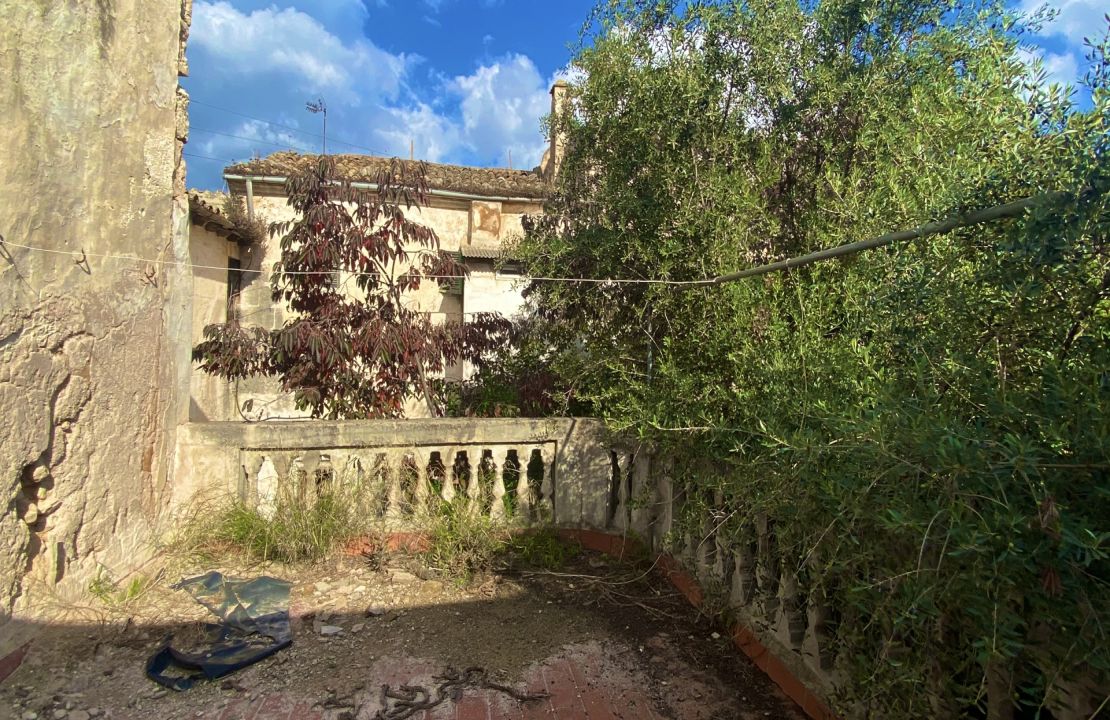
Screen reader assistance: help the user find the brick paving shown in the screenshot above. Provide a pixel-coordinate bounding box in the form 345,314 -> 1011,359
206,649 -> 664,720
1,538 -> 810,720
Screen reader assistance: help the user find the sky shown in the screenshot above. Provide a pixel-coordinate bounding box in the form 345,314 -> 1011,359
182,0 -> 1107,191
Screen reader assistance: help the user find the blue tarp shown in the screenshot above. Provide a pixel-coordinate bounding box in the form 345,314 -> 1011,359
145,571 -> 292,691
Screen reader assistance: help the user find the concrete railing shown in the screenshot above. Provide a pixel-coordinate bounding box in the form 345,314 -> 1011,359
172,419 -> 1103,720
171,419 -> 838,714
172,418 -> 624,530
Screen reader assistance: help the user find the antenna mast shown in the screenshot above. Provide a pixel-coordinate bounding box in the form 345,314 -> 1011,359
306,98 -> 327,154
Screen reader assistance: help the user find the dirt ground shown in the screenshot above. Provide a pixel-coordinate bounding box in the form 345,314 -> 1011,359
1,543 -> 806,720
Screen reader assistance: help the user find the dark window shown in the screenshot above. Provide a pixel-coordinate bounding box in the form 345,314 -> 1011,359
227,257 -> 243,322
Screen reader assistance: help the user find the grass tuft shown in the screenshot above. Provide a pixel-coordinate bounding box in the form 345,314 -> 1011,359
172,486 -> 378,564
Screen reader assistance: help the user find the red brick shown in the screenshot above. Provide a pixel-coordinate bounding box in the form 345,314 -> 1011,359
543,660 -> 586,717
456,690 -> 491,720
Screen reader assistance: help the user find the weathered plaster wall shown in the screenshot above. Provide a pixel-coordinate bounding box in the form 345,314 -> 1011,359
0,0 -> 192,630
189,223 -> 238,422
209,187 -> 538,420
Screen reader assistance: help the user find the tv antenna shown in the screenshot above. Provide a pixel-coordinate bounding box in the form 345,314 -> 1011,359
306,98 -> 327,154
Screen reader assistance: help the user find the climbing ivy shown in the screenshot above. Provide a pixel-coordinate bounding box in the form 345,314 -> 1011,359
519,0 -> 1109,716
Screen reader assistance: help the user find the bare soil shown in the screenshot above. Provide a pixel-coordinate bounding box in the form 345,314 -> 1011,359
1,543 -> 805,720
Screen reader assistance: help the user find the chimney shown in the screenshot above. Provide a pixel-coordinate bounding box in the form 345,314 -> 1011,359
543,80 -> 569,180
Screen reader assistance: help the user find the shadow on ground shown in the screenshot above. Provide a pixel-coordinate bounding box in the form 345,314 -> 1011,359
0,549 -> 807,720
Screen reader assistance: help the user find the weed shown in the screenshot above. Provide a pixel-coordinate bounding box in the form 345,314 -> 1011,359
173,486 -> 379,564
87,565 -> 158,608
424,497 -> 509,585
506,530 -> 579,570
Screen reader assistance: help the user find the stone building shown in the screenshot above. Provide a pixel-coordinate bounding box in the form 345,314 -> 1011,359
0,0 -> 562,661
0,0 -> 194,650
187,83 -> 567,421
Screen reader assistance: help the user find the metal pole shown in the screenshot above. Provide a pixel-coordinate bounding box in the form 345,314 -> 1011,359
689,191 -> 1069,287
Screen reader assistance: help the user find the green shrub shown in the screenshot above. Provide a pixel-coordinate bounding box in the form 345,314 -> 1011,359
507,529 -> 580,570
516,1 -> 1110,715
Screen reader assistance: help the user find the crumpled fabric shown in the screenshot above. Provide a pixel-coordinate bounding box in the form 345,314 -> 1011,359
145,571 -> 292,691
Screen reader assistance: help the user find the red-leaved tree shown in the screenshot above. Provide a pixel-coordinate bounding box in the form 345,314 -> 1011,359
193,156 -> 511,418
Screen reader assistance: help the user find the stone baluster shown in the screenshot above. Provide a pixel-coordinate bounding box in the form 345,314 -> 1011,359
802,550 -> 835,674
694,492 -> 716,582
538,444 -> 555,522
630,450 -> 653,539
256,456 -> 279,520
464,450 -> 481,515
612,449 -> 633,533
652,455 -> 674,553
805,592 -> 834,673
488,449 -> 506,521
440,447 -> 458,504
730,541 -> 756,608
384,449 -> 406,523
515,447 -> 534,522
315,453 -> 334,497
713,535 -> 730,584
755,514 -> 780,624
710,491 -> 727,581
779,568 -> 806,650
412,449 -> 431,513
290,455 -> 308,505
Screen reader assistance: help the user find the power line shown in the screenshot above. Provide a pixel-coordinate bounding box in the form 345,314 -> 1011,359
1,191 -> 1066,285
184,151 -> 241,164
191,127 -> 315,154
0,237 -> 695,282
685,191 -> 1069,287
189,98 -> 391,156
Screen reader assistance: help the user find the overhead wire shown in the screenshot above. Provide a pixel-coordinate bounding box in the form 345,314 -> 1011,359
0,238 -> 703,283
184,151 -> 242,164
188,98 -> 392,156
191,126 -> 316,154
0,190 -> 1069,287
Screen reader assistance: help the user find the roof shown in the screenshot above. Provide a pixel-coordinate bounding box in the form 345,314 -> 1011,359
225,152 -> 549,200
460,245 -> 503,260
188,191 -> 246,244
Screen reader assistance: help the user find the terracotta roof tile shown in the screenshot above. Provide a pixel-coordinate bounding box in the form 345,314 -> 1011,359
188,191 -> 244,243
226,152 -> 549,200
460,245 -> 503,259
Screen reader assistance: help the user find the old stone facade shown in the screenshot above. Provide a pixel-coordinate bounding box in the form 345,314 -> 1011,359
0,0 -> 193,645
187,84 -> 566,421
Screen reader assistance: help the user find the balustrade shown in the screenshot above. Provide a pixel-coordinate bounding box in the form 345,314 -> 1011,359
240,442 -> 555,527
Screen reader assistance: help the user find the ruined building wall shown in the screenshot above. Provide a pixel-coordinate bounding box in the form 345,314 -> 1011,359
0,0 -> 192,622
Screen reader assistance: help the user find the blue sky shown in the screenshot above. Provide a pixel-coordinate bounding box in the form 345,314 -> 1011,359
183,0 -> 1106,191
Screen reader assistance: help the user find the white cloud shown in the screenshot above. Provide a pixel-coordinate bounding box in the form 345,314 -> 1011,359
375,103 -> 461,162
1018,45 -> 1081,91
449,54 -> 552,168
1017,0 -> 1107,88
184,3 -> 558,187
1021,0 -> 1108,49
192,1 -> 412,103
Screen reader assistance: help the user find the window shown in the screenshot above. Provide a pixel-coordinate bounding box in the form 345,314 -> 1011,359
227,257 -> 243,322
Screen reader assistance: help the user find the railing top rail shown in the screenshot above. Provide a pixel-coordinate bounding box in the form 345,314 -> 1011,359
180,418 -> 606,450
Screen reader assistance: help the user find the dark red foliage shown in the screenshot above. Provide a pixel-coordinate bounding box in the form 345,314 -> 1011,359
193,156 -> 511,418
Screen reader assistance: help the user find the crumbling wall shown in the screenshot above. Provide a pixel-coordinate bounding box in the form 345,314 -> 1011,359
0,0 -> 192,623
